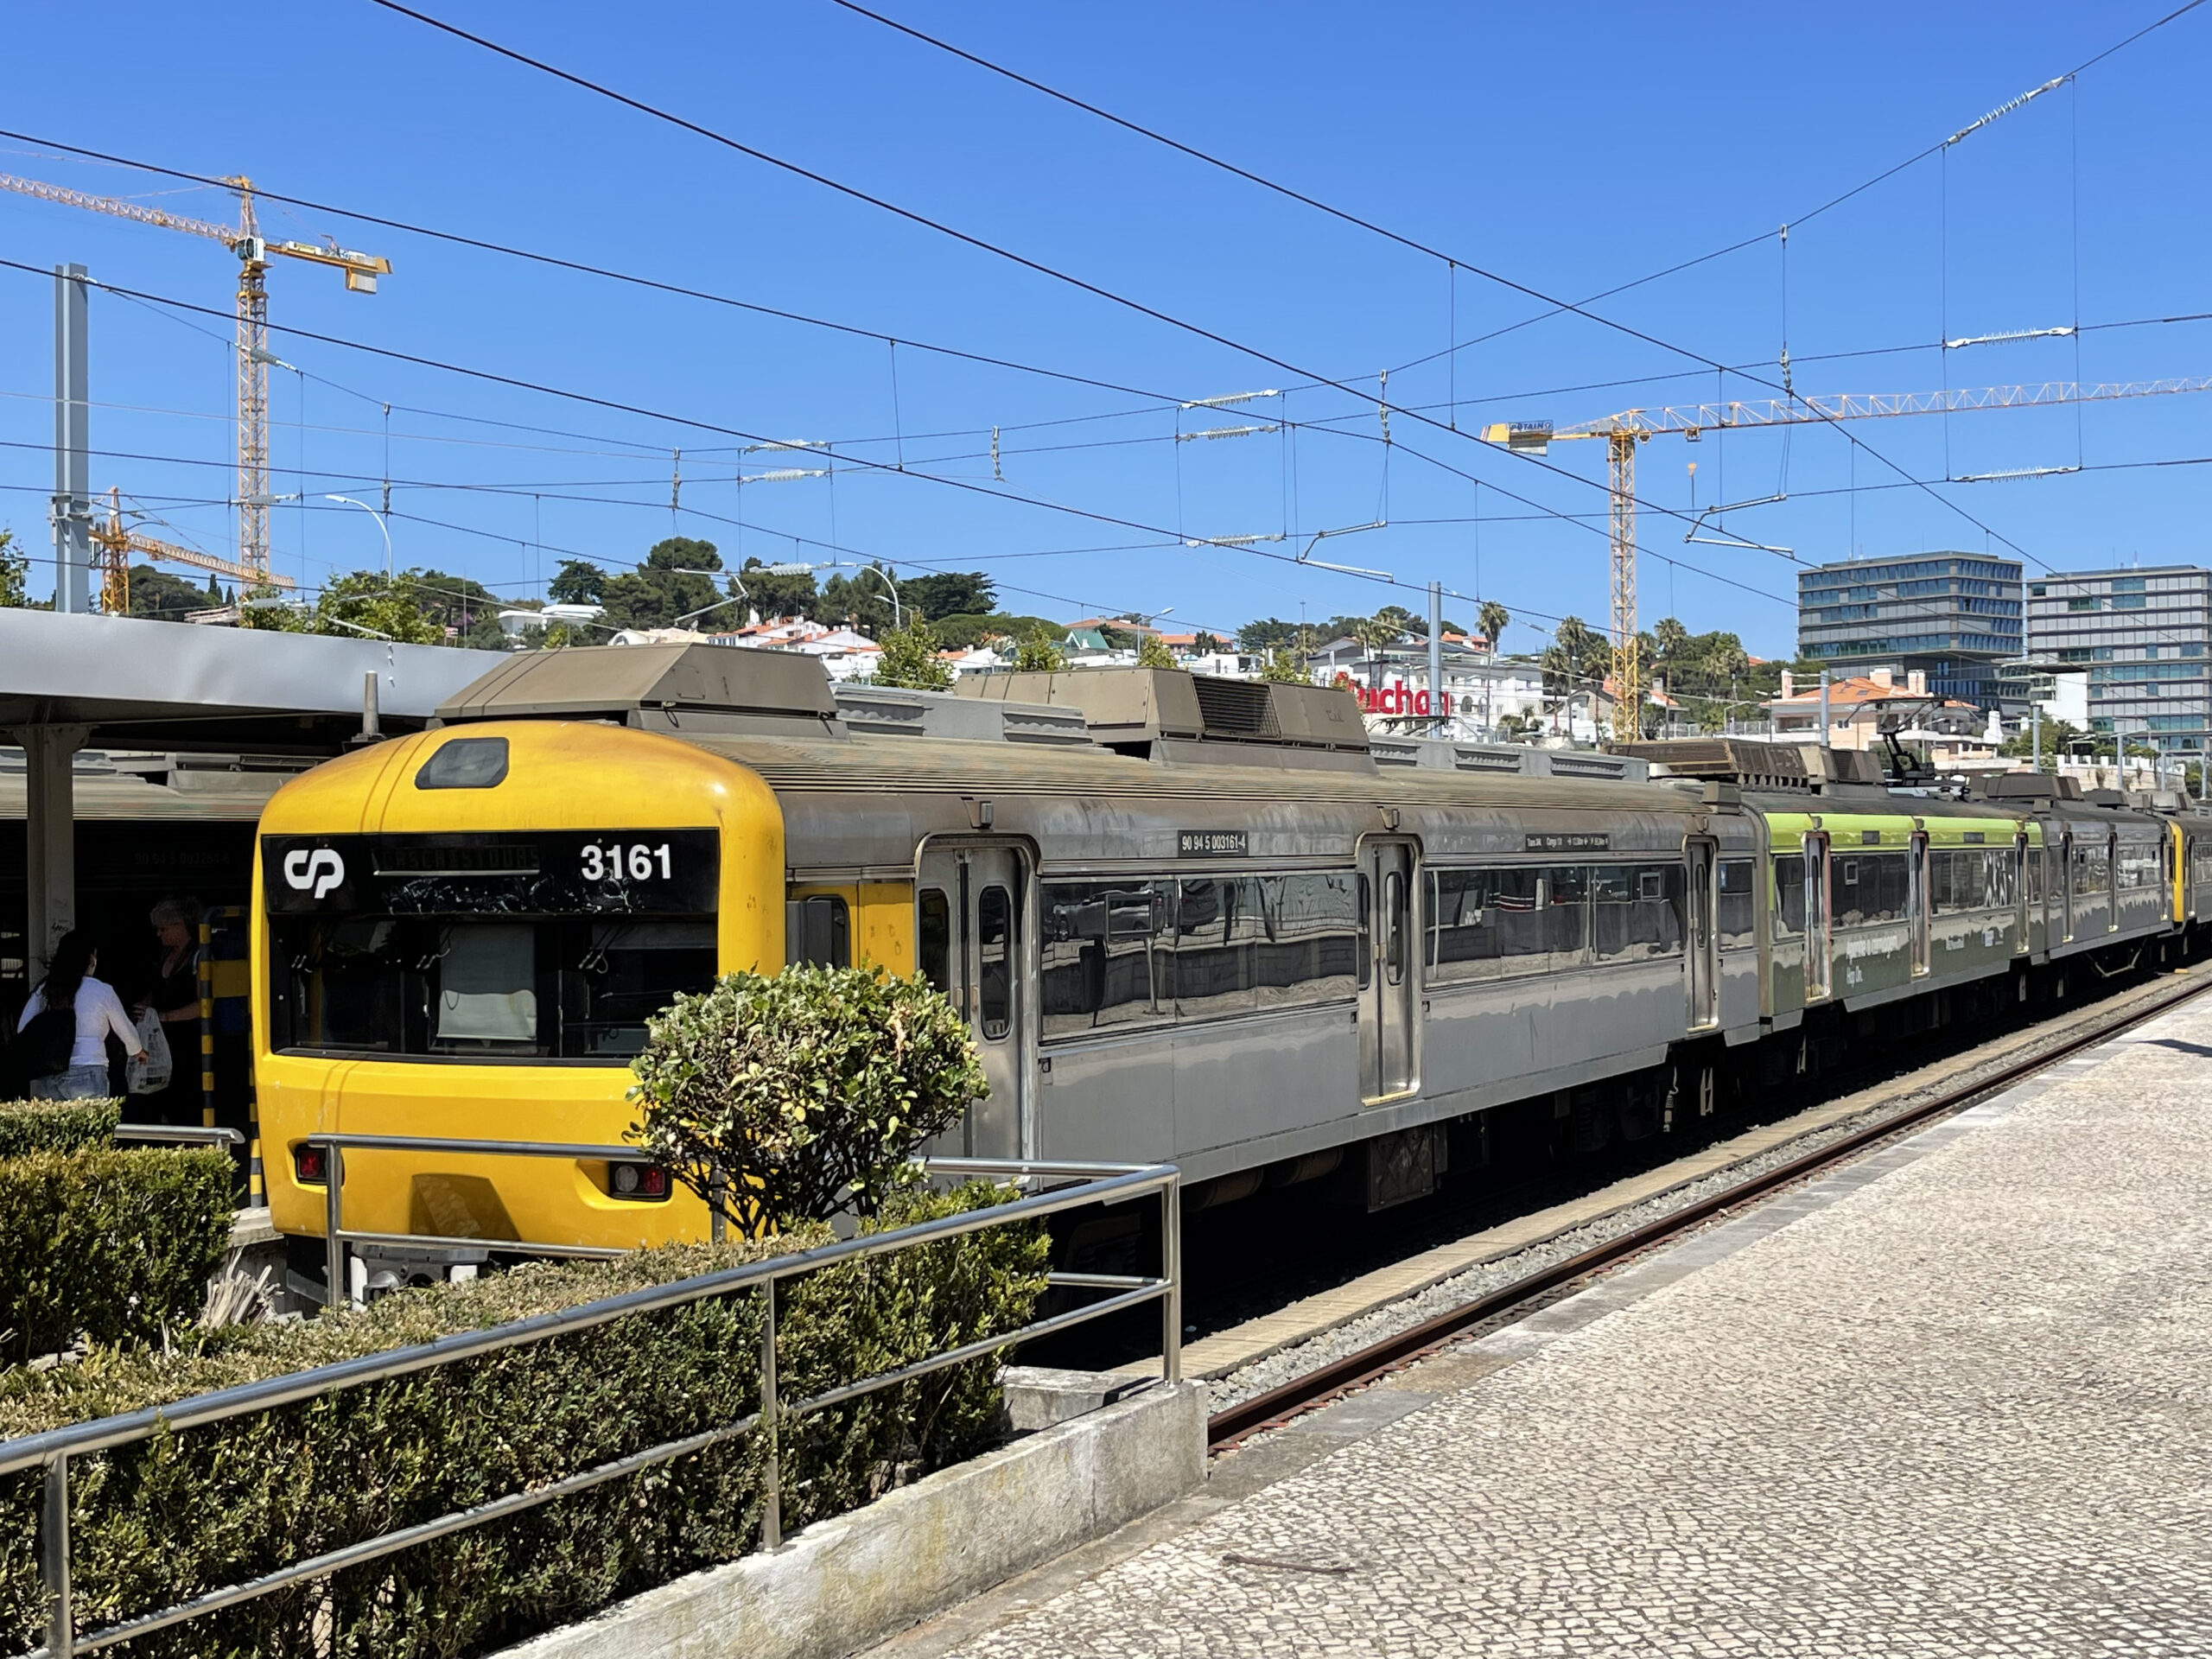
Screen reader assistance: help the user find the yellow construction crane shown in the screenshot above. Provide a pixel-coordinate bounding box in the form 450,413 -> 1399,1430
1484,375 -> 2212,740
0,171 -> 390,588
90,486 -> 296,615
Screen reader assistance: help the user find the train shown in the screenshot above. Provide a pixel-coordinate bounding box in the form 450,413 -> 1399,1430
249,644 -> 2212,1293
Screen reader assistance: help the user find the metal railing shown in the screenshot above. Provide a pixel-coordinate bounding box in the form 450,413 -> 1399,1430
110,1126 -> 244,1151
1,1154 -> 1179,1659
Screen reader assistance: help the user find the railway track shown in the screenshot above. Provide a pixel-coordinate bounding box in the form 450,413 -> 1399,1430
1205,959 -> 2212,1451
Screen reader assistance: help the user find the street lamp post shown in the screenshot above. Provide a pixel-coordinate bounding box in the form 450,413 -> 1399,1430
323,495 -> 392,582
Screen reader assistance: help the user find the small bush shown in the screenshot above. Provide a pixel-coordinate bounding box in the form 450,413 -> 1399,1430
0,1182 -> 1046,1657
628,964 -> 986,1235
0,1096 -> 119,1158
0,1147 -> 234,1365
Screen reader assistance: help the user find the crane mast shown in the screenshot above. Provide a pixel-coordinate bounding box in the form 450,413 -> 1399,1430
0,170 -> 389,591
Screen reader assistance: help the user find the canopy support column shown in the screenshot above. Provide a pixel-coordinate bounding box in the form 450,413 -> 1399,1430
16,724 -> 86,986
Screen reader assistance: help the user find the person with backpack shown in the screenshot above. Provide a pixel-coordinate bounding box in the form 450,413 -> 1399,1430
16,931 -> 143,1101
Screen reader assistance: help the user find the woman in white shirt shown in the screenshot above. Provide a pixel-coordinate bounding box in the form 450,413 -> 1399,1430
16,931 -> 144,1101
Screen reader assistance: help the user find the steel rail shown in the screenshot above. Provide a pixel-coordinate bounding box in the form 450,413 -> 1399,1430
1206,967 -> 2212,1450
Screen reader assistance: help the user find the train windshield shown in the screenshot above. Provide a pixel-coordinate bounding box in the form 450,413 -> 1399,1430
263,829 -> 719,1063
270,916 -> 716,1060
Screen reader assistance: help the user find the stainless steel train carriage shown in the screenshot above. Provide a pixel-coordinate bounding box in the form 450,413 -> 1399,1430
251,646 -> 2212,1275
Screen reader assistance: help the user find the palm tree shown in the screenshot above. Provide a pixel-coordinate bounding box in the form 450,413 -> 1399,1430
1351,613 -> 1399,690
1548,614 -> 1597,735
1477,601 -> 1509,737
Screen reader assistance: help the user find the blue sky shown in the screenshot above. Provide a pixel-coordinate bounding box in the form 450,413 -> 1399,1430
2,1 -> 2207,658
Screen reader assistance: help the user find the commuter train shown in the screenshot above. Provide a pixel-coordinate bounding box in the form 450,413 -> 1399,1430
251,645 -> 2212,1287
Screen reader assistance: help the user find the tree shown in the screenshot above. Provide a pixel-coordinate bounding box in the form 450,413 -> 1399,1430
411,568 -> 502,644
237,569 -> 445,643
1351,615 -> 1399,688
873,620 -> 955,690
125,566 -> 213,621
599,537 -> 725,632
626,963 -> 985,1234
1999,716 -> 2084,770
820,564 -> 900,638
1236,617 -> 1301,652
1135,632 -> 1177,670
737,557 -> 818,622
1258,646 -> 1311,685
901,571 -> 996,622
1191,632 -> 1225,656
931,611 -> 1058,650
549,559 -> 604,605
1014,628 -> 1066,672
0,529 -> 27,608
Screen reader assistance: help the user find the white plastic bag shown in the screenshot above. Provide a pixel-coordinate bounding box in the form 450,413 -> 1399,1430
129,1009 -> 174,1095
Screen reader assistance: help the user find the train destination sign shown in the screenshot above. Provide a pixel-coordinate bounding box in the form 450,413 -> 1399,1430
1524,832 -> 1610,852
263,829 -> 720,916
1178,830 -> 1249,857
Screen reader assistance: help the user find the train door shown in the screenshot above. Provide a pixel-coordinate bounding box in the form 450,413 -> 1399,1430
1686,837 -> 1719,1029
2016,833 -> 2033,949
915,842 -> 1033,1159
2058,828 -> 2075,943
1357,839 -> 1420,1103
1909,831 -> 1931,976
2105,830 -> 2120,933
1803,835 -> 1832,1000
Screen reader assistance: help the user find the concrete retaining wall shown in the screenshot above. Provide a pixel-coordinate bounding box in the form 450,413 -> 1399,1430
493,1377 -> 1209,1659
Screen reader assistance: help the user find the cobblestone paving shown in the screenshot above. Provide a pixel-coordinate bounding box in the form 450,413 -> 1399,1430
943,1007 -> 2212,1656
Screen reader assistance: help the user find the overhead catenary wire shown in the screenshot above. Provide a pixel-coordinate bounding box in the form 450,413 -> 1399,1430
362,0 -> 2172,632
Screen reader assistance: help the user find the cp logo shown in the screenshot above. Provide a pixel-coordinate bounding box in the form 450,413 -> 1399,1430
283,848 -> 346,899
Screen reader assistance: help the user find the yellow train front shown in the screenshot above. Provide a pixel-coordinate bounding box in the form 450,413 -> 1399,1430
257,716 -> 788,1287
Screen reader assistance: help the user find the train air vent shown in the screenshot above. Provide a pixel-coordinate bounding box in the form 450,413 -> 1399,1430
1192,675 -> 1279,738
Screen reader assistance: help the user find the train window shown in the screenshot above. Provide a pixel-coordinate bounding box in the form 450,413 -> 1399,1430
976,886 -> 1013,1040
1253,874 -> 1360,1007
269,915 -> 715,1060
413,736 -> 509,791
1175,877 -> 1263,1020
562,922 -> 720,1056
1428,866 -> 1574,981
2072,842 -> 2111,897
1716,859 -> 1757,950
1834,851 -> 1910,925
1591,863 -> 1681,963
434,923 -> 540,1050
1382,871 -> 1408,986
1987,848 -> 2017,910
1772,855 -> 1806,938
1039,880 -> 1168,1038
2116,841 -> 2163,891
1930,849 -> 1985,912
785,895 -> 851,969
918,888 -> 952,996
1357,874 -> 1373,990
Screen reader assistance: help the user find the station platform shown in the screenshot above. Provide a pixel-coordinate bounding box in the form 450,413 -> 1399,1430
883,991 -> 2212,1656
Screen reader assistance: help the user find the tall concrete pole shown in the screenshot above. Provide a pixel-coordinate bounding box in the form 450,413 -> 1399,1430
50,264 -> 91,613
1427,581 -> 1445,737
2031,702 -> 2041,772
1819,668 -> 1832,750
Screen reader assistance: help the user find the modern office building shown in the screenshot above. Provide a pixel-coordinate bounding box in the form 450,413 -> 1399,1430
1796,552 -> 2024,709
2024,566 -> 2212,753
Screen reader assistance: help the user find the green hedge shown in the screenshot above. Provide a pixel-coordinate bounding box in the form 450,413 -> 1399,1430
0,1182 -> 1047,1658
0,1147 -> 234,1367
0,1096 -> 119,1158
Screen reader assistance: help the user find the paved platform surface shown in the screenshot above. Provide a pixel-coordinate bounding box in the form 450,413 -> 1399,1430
887,993 -> 2212,1657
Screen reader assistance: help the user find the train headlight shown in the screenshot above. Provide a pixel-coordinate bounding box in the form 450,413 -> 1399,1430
608,1161 -> 670,1201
